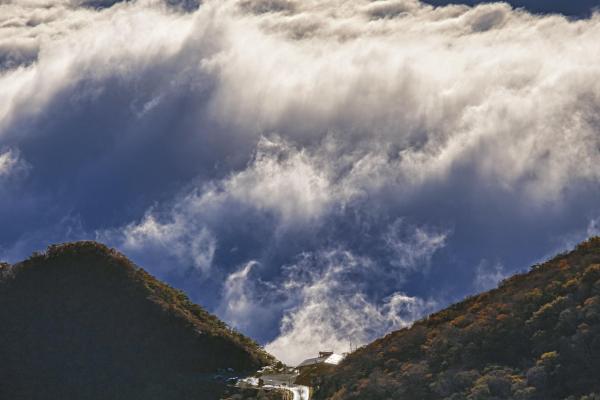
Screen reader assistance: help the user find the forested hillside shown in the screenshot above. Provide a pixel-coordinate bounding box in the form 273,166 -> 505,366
0,242 -> 274,399
315,238 -> 600,400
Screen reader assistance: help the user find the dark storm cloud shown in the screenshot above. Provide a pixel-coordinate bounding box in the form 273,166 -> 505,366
1,0 -> 600,363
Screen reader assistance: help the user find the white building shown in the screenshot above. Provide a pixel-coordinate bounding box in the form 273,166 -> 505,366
296,351 -> 344,370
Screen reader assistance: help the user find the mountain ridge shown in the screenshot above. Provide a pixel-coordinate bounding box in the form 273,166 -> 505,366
0,241 -> 274,399
314,237 -> 600,400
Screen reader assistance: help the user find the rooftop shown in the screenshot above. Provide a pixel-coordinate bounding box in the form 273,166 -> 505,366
296,352 -> 344,368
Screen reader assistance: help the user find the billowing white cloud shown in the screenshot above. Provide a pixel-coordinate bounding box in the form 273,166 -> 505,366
2,0 -> 600,201
199,0 -> 600,202
225,136 -> 333,223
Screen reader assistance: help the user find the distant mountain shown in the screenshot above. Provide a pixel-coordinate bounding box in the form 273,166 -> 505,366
0,241 -> 274,400
315,238 -> 600,400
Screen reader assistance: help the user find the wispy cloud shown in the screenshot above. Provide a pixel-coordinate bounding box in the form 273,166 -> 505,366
384,219 -> 448,270
474,259 -> 508,292
264,249 -> 438,365
0,148 -> 29,181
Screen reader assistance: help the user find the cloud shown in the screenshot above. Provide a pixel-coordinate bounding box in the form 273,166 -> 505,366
218,260 -> 288,336
106,212 -> 217,274
587,217 -> 600,237
474,260 -> 508,291
0,149 -> 17,177
384,219 -> 448,270
225,136 -> 333,224
220,261 -> 260,328
364,0 -> 422,20
1,0 -> 600,360
97,135 -> 334,277
0,148 -> 29,180
264,249 -> 438,365
199,0 -> 600,205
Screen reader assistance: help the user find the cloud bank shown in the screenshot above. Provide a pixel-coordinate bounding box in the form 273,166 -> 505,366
1,0 -> 600,363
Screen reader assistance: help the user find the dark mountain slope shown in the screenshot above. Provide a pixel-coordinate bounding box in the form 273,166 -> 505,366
0,241 -> 274,400
315,238 -> 600,400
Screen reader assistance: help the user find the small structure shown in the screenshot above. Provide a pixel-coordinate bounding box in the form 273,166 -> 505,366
296,351 -> 345,371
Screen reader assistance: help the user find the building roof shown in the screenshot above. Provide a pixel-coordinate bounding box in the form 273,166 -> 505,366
297,356 -> 322,368
323,353 -> 343,365
296,353 -> 344,368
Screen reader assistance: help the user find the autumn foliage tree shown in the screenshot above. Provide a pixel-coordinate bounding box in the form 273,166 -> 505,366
315,238 -> 600,400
